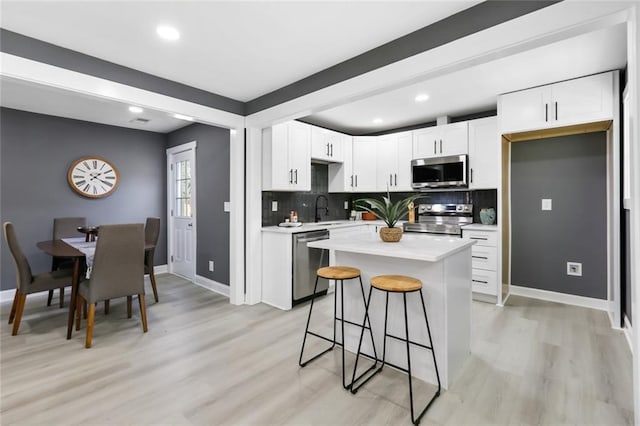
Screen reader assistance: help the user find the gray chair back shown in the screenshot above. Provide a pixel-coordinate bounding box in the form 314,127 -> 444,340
3,222 -> 33,291
86,224 -> 144,303
144,217 -> 161,246
53,217 -> 87,239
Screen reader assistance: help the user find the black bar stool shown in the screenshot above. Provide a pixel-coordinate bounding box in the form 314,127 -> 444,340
350,274 -> 440,425
299,266 -> 379,389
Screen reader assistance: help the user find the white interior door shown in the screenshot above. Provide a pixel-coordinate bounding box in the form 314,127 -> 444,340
167,142 -> 196,281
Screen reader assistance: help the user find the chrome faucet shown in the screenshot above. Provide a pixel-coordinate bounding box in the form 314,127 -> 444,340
315,195 -> 329,222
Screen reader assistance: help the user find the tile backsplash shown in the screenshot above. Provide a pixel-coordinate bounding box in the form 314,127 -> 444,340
262,164 -> 498,226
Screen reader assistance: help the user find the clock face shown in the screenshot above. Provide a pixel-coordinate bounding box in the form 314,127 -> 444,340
67,157 -> 120,198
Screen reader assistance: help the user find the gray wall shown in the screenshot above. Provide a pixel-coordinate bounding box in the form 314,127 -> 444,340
0,108 -> 167,291
166,124 -> 230,285
511,133 -> 607,299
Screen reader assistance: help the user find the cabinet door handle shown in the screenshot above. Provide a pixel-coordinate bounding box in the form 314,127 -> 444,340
289,169 -> 293,184
350,175 -> 354,187
294,169 -> 298,184
394,173 -> 397,186
390,174 -> 393,186
433,140 -> 437,155
355,175 -> 358,187
440,139 -> 443,153
545,103 -> 548,122
330,144 -> 333,157
326,143 -> 330,156
472,279 -> 489,284
470,168 -> 473,183
472,255 -> 488,260
555,101 -> 558,120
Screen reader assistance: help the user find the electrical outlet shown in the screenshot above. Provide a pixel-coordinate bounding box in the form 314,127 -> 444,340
271,201 -> 278,212
542,199 -> 552,211
208,260 -> 214,272
344,201 -> 349,209
567,262 -> 582,276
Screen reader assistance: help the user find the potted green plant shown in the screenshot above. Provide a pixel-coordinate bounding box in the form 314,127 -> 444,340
356,192 -> 420,242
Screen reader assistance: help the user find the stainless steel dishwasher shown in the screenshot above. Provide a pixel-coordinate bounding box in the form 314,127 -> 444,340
292,230 -> 330,305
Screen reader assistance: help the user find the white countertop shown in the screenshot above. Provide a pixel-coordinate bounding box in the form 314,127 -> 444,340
461,224 -> 499,232
308,232 -> 475,262
261,220 -> 382,234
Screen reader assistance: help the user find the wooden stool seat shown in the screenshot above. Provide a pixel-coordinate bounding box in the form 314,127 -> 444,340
371,275 -> 422,292
317,266 -> 360,280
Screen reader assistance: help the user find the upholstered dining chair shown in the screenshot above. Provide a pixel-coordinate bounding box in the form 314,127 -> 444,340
49,217 -> 87,308
75,224 -> 148,348
145,217 -> 161,302
3,222 -> 73,336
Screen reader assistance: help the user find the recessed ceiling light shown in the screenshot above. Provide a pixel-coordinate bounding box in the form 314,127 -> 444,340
128,106 -> 143,113
372,118 -> 384,124
415,93 -> 430,102
156,25 -> 180,41
173,113 -> 193,121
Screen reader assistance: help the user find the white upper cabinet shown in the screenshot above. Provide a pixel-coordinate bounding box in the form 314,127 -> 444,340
351,137 -> 378,192
311,126 -> 344,163
468,116 -> 499,190
412,122 -> 468,159
328,136 -> 353,192
499,72 -> 614,134
262,121 -> 311,191
376,131 -> 413,192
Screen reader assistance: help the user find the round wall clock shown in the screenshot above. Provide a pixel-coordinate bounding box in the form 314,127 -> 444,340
67,156 -> 120,198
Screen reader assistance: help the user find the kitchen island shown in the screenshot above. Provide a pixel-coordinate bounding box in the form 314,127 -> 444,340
308,232 -> 475,389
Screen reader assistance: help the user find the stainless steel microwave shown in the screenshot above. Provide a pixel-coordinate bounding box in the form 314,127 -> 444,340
411,155 -> 468,189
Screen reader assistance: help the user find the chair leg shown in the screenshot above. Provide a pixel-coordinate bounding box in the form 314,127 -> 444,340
59,287 -> 65,308
85,303 -> 96,348
75,295 -> 83,331
104,300 -> 110,315
8,289 -> 19,324
127,296 -> 132,319
47,289 -> 54,307
149,271 -> 159,303
138,294 -> 148,332
11,293 -> 27,336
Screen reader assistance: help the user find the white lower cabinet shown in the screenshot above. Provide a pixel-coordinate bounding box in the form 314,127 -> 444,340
462,229 -> 498,296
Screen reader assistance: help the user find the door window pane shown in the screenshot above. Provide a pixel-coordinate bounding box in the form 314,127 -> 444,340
175,160 -> 192,217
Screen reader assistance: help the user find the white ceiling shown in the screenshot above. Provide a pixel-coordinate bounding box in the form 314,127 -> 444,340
0,2 -> 629,135
0,76 -> 192,133
302,23 -> 628,134
0,0 -> 479,102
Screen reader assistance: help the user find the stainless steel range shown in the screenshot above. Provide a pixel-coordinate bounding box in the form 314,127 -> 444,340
403,203 -> 473,236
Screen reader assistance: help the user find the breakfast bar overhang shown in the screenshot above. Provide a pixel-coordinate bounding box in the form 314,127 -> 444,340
308,232 -> 475,389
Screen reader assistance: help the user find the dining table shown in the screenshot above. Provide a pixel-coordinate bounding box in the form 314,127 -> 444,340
37,238 -> 155,340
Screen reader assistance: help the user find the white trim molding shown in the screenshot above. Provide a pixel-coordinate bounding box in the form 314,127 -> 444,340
625,315 -> 633,353
153,264 -> 169,274
194,275 -> 230,298
510,285 -> 609,311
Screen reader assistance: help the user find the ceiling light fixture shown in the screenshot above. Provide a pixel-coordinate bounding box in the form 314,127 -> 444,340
415,93 -> 430,102
372,118 -> 384,124
156,25 -> 180,41
173,113 -> 193,121
128,106 -> 144,113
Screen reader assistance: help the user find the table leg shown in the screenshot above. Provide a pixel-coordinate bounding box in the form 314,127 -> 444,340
66,258 -> 80,339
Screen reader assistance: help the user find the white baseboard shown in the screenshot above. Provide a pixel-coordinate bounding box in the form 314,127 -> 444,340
0,288 -> 15,303
154,264 -> 168,274
509,285 -> 609,311
194,274 -> 230,298
624,315 -> 633,353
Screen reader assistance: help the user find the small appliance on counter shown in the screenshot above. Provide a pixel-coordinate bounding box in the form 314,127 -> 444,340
403,203 -> 473,236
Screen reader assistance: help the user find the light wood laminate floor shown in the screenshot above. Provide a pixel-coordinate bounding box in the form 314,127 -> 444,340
0,274 -> 633,425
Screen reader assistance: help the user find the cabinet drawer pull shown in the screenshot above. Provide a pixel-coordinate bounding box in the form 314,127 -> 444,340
469,236 -> 488,240
472,255 -> 488,260
472,279 -> 488,284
